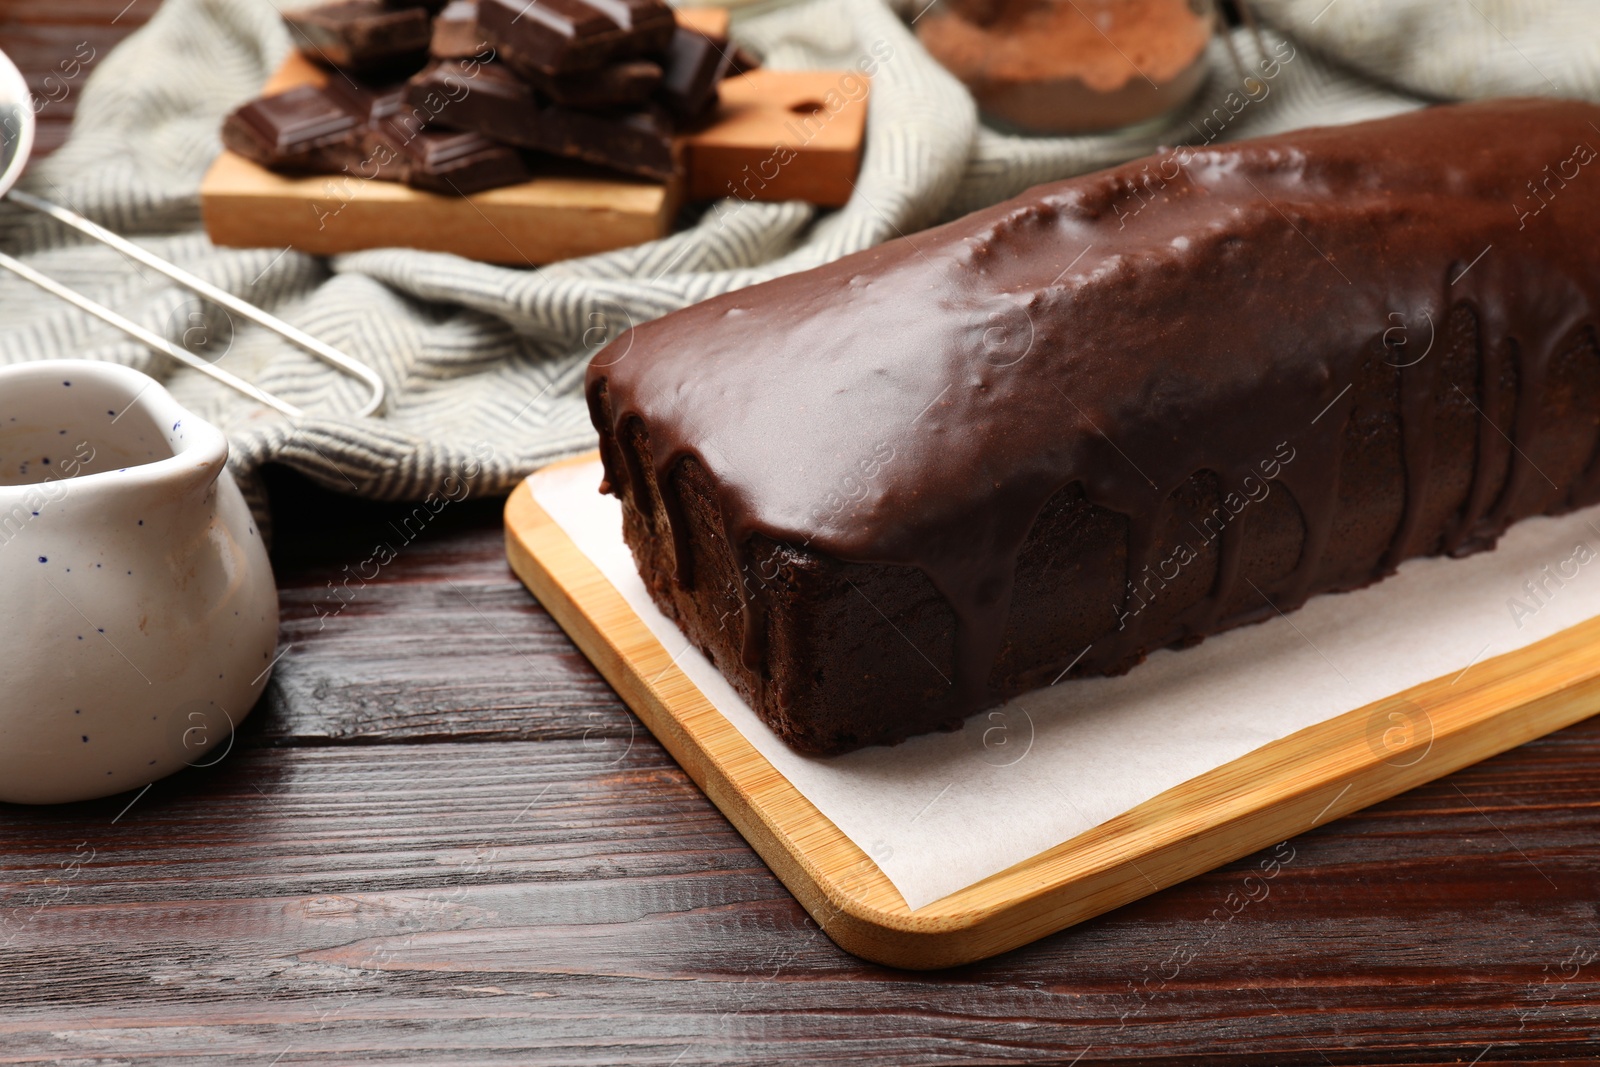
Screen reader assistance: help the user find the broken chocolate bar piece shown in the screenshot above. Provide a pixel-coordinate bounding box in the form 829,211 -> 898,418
477,0 -> 675,75
323,78 -> 408,126
368,93 -> 532,193
656,27 -> 733,124
406,59 -> 543,147
412,59 -> 679,180
429,0 -> 486,59
225,80 -> 410,178
221,84 -> 367,171
522,59 -> 663,108
323,81 -> 413,178
399,129 -> 530,193
225,78 -> 527,196
282,0 -> 431,75
533,104 -> 678,180
411,58 -> 679,180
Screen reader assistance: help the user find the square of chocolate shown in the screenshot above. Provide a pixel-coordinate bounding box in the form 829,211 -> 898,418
326,82 -> 415,179
366,88 -> 530,193
221,83 -> 367,171
405,58 -> 545,148
401,130 -> 531,193
477,0 -> 675,75
282,0 -> 432,75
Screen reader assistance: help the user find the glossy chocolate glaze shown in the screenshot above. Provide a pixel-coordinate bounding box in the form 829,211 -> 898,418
589,99 -> 1600,716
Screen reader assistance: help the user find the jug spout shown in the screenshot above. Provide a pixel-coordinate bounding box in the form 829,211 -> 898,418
0,360 -> 227,512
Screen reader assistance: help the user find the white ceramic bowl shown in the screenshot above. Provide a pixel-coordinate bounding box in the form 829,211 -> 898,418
0,360 -> 279,804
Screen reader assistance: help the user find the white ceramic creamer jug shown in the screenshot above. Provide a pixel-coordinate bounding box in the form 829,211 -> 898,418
0,360 -> 279,804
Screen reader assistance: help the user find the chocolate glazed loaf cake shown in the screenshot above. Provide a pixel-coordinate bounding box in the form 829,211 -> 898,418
587,99 -> 1600,756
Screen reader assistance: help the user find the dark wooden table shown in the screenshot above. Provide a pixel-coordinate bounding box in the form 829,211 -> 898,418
4,6 -> 1600,1064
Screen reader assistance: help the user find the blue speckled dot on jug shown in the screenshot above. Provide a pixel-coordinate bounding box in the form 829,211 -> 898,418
0,360 -> 279,804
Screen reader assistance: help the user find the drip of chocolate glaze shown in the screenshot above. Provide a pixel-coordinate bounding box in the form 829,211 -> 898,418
1575,332 -> 1600,507
588,99 -> 1600,718
1442,334 -> 1510,556
1388,337 -> 1441,568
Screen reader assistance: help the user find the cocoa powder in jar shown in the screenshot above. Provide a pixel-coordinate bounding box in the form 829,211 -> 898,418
918,0 -> 1214,134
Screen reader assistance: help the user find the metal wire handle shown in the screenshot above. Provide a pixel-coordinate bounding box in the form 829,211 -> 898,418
0,190 -> 386,419
1214,0 -> 1272,89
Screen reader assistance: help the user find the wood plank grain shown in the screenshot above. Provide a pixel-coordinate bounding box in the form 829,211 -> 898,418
0,15 -> 149,164
2,737 -> 1597,1064
0,25 -> 135,109
684,69 -> 869,206
259,481 -> 632,744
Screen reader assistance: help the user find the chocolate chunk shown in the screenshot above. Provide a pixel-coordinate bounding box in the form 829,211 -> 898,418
221,84 -> 366,171
364,99 -> 530,193
477,0 -> 675,75
406,59 -> 543,147
282,0 -> 431,76
324,78 -> 408,125
430,0 -> 487,59
478,1 -> 665,102
325,82 -> 414,178
523,59 -> 663,108
226,78 -> 528,195
534,104 -> 679,180
411,59 -> 680,181
399,130 -> 530,193
656,27 -> 733,124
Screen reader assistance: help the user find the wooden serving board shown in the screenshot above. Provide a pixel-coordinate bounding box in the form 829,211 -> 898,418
200,12 -> 868,266
504,453 -> 1600,969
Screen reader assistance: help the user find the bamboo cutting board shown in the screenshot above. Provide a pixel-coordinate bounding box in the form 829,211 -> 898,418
504,453 -> 1600,969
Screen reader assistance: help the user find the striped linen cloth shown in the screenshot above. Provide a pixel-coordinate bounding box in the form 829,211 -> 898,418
0,0 -> 1594,514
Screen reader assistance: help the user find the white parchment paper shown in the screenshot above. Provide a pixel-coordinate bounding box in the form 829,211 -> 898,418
529,460 -> 1600,910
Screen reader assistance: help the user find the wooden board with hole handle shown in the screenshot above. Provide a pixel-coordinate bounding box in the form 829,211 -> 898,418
503,451 -> 1600,969
200,11 -> 868,266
